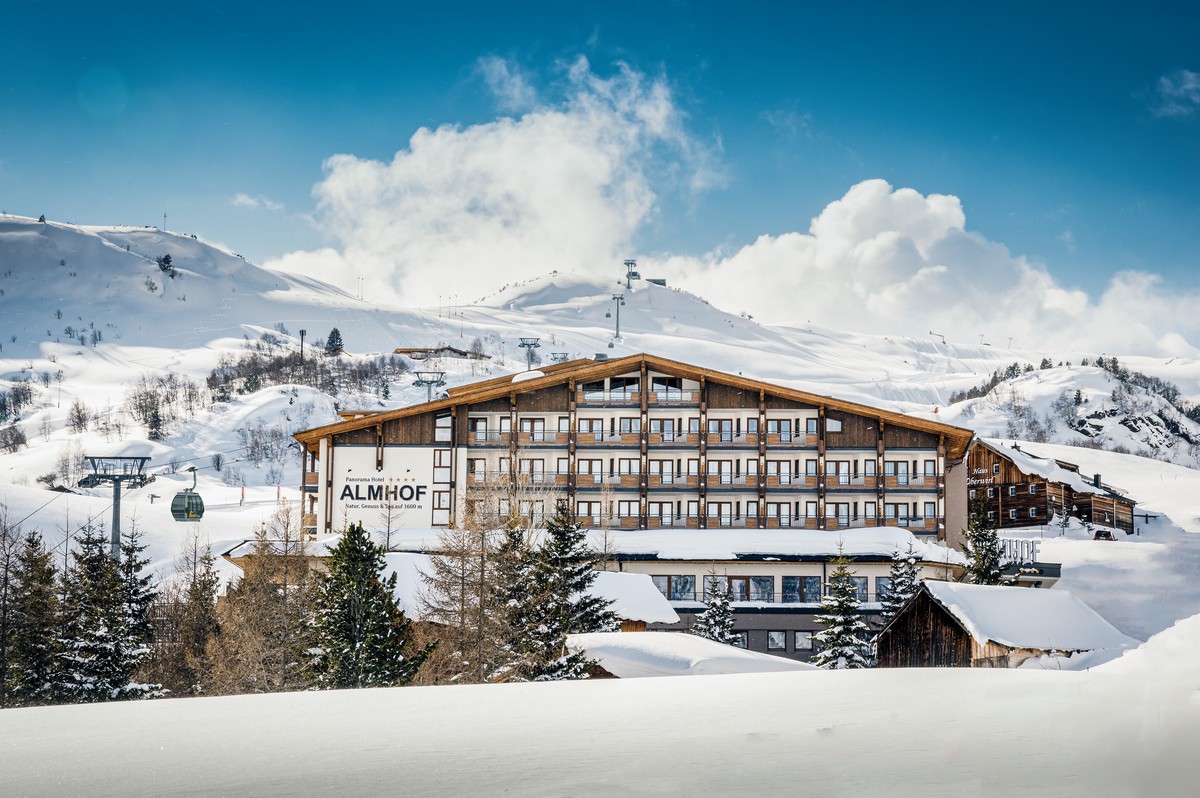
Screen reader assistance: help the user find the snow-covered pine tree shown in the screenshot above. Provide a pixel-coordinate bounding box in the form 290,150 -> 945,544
8,531 -> 60,706
56,524 -> 128,703
324,327 -> 343,356
310,522 -> 432,688
962,496 -> 1004,585
692,571 -> 737,645
115,524 -> 163,700
1057,507 -> 1071,536
879,543 -> 921,625
485,524 -> 539,680
525,501 -> 617,681
811,553 -> 872,669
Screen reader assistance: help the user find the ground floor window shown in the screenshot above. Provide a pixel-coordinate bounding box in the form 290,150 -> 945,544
651,575 -> 696,602
876,576 -> 894,601
782,575 -> 822,603
767,631 -> 786,650
731,631 -> 748,649
795,631 -> 813,650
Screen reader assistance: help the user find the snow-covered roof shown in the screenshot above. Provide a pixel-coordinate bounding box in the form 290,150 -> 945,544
978,438 -> 1131,502
302,527 -> 965,566
566,631 -> 816,678
600,528 -> 965,565
589,572 -> 680,624
380,553 -> 678,624
923,581 -> 1140,653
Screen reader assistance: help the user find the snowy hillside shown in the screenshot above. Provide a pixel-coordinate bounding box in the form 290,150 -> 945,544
2,214 -> 1200,631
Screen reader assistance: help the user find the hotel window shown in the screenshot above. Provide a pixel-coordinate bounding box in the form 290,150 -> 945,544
850,577 -> 868,603
1029,507 -> 1038,518
924,460 -> 937,477
1008,486 -> 1017,497
987,487 -> 995,498
988,510 -> 996,521
750,576 -> 774,602
806,418 -> 818,435
795,631 -> 814,651
1009,509 -> 1018,520
876,576 -> 894,602
826,418 -> 842,433
558,416 -> 570,433
767,631 -> 787,651
433,449 -> 452,483
1029,484 -> 1037,494
863,460 -> 876,477
651,575 -> 696,602
806,460 -> 818,476
782,575 -> 821,603
619,417 -> 641,434
434,413 -> 452,442
969,489 -> 977,500
731,632 -> 749,649
993,463 -> 1000,474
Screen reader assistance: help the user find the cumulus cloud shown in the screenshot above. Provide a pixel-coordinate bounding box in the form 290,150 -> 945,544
649,179 -> 1200,357
1152,69 -> 1200,117
477,56 -> 538,112
231,193 -> 283,211
274,57 -> 721,307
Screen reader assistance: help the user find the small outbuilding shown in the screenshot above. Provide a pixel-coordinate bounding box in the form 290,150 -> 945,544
566,631 -> 816,678
876,581 -> 1138,668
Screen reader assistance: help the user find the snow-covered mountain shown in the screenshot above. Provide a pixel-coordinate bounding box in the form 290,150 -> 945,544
3,214 -> 1200,636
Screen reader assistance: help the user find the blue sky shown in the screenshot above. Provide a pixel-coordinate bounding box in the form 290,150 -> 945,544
3,1 -> 1199,345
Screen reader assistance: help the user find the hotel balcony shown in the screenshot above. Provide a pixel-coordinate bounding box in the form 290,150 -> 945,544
763,515 -> 820,529
825,474 -> 879,490
469,431 -> 512,447
883,474 -> 939,489
516,431 -> 569,446
576,389 -> 640,405
647,473 -> 700,488
575,431 -> 642,447
705,473 -> 759,489
467,470 -> 569,487
763,474 -> 818,489
764,432 -> 818,447
576,514 -> 641,529
646,514 -> 701,529
706,432 -> 758,447
575,472 -> 642,489
647,431 -> 698,447
303,472 -> 319,491
647,388 -> 701,405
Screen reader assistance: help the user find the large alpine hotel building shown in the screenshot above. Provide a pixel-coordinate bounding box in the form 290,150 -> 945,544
295,353 -> 975,659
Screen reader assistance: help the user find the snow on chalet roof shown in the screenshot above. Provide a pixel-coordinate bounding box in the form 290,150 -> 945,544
978,438 -> 1124,500
566,631 -> 816,678
381,553 -> 678,624
923,581 -> 1140,653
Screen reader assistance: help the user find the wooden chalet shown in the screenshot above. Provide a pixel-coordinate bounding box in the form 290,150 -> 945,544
876,581 -> 1137,668
967,439 -> 1136,534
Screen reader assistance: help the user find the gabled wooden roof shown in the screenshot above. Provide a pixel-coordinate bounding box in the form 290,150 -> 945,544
294,352 -> 975,457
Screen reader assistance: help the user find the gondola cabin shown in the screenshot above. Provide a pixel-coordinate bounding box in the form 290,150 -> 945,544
171,490 -> 205,522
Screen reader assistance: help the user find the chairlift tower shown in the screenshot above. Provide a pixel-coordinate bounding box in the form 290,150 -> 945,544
606,294 -> 626,347
82,455 -> 151,559
413,371 -> 446,403
518,337 -> 541,369
550,352 -> 569,363
623,259 -> 640,289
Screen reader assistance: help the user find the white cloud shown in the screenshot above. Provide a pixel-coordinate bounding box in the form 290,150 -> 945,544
266,58 -> 1200,358
231,193 -> 283,211
1152,69 -> 1200,117
649,179 -> 1200,357
275,57 -> 721,308
1057,229 -> 1077,253
477,56 -> 538,113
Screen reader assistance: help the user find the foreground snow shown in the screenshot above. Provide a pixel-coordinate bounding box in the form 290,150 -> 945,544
2,618 -> 1196,797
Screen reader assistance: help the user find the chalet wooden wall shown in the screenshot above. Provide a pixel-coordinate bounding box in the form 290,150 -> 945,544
516,385 -> 569,412
884,426 -> 938,449
707,382 -> 758,409
763,394 -> 817,411
825,409 -> 877,448
876,590 -> 972,668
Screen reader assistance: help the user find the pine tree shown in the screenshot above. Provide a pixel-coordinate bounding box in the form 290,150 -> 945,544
8,531 -> 60,706
56,525 -> 127,702
880,543 -> 921,625
114,525 -> 162,700
525,501 -> 617,681
692,571 -> 737,645
811,554 -> 872,669
325,327 -> 344,356
962,496 -> 1004,584
310,522 -> 432,688
488,525 -> 539,681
